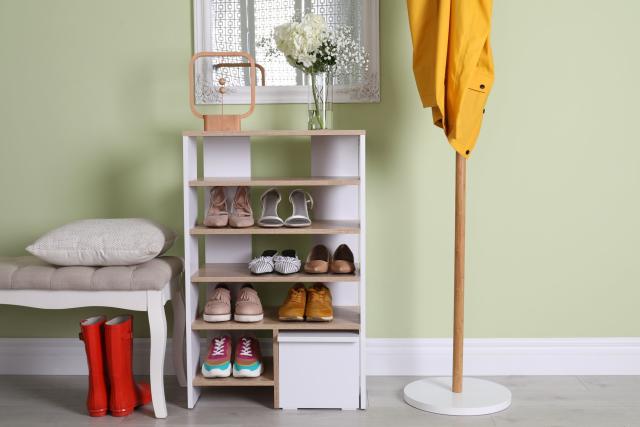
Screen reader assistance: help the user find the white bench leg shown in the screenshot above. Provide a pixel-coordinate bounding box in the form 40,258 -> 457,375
170,275 -> 187,387
147,290 -> 168,418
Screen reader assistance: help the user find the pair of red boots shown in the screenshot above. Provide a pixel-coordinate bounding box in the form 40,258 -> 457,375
79,314 -> 151,417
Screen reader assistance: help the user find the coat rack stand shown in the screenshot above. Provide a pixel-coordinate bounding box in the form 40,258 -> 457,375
403,153 -> 512,416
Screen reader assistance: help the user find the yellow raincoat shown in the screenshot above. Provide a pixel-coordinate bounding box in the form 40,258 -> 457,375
407,0 -> 495,158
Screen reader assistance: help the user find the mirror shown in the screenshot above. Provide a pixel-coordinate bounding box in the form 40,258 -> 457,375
193,0 -> 379,104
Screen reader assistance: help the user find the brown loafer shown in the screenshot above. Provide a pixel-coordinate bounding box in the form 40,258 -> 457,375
330,244 -> 355,274
304,244 -> 330,274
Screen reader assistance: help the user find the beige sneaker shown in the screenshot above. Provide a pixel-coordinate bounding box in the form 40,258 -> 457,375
229,186 -> 254,228
234,284 -> 264,322
203,285 -> 231,322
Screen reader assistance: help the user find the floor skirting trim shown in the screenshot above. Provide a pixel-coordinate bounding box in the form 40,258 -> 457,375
366,338 -> 640,375
1,337 -> 639,375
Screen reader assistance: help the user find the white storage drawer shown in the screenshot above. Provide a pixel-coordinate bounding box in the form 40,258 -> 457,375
277,331 -> 360,410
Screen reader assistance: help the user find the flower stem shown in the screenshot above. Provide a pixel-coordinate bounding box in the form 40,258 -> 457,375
311,73 -> 324,129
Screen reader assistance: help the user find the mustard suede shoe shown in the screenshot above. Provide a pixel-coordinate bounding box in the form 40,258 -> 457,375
278,284 -> 307,321
305,283 -> 333,322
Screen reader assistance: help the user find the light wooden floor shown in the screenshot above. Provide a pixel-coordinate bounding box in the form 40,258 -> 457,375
1,375 -> 639,426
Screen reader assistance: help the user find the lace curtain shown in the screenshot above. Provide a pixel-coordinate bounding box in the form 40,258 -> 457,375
207,0 -> 363,87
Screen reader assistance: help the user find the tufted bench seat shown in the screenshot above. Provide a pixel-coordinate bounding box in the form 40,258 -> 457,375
0,256 -> 185,419
0,256 -> 182,291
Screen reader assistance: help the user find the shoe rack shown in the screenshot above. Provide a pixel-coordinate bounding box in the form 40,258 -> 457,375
182,130 -> 366,410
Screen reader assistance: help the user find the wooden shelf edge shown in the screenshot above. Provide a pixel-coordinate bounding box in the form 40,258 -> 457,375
189,176 -> 360,187
189,221 -> 360,236
193,358 -> 274,387
191,307 -> 361,332
191,264 -> 360,283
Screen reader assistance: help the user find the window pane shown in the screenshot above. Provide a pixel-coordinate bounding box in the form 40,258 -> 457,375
202,0 -> 374,100
254,0 -> 299,86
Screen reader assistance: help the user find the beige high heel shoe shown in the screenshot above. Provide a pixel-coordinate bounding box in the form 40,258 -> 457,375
229,186 -> 254,228
204,186 -> 228,228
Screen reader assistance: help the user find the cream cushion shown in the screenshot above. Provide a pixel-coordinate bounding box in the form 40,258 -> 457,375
26,219 -> 176,266
0,256 -> 182,290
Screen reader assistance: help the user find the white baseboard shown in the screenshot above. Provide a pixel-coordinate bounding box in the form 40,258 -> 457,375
0,338 -> 179,375
0,337 -> 272,376
1,337 -> 639,376
367,338 -> 640,376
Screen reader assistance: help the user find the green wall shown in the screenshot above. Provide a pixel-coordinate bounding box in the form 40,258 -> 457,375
1,0 -> 639,338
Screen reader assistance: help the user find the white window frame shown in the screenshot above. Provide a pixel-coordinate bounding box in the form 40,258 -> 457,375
193,0 -> 380,104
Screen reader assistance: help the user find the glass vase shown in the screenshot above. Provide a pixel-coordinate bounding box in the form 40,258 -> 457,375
306,71 -> 333,130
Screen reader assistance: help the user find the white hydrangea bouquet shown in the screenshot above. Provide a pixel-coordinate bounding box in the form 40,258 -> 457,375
263,13 -> 368,129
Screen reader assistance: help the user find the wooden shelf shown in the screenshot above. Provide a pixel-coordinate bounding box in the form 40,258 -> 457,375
193,358 -> 274,387
192,263 -> 359,283
190,220 -> 359,235
189,176 -> 359,187
183,129 -> 365,137
192,307 -> 360,332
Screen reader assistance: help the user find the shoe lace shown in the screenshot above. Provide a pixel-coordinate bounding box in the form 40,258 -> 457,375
289,288 -> 305,304
209,337 -> 227,357
239,338 -> 253,357
308,289 -> 329,304
233,188 -> 251,217
209,189 -> 227,212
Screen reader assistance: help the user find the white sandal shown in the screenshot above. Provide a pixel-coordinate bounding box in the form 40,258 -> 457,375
257,188 -> 284,228
284,189 -> 313,228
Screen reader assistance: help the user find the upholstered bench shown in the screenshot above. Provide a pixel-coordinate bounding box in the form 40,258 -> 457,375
0,256 -> 185,419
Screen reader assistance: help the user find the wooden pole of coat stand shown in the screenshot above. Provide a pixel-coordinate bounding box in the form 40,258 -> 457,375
452,152 -> 466,393
402,152 -> 511,415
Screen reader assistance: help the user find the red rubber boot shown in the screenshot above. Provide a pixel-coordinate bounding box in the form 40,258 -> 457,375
104,315 -> 152,417
79,315 -> 109,417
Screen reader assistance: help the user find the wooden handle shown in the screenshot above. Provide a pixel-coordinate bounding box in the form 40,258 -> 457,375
188,51 -> 257,119
452,152 -> 466,393
213,62 -> 266,86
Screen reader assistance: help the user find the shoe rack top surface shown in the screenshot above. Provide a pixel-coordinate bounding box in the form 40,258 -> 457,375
182,129 -> 365,137
191,307 -> 360,332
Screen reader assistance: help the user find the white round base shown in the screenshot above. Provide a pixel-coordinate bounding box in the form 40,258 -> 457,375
403,377 -> 511,416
